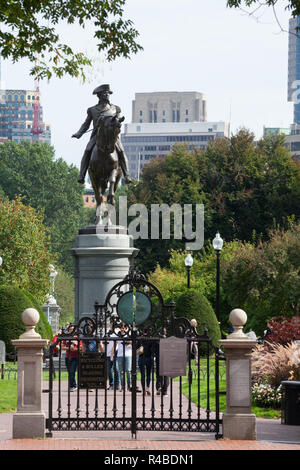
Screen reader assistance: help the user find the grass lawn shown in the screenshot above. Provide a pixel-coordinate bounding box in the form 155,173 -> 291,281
0,361 -> 281,419
180,361 -> 281,419
0,379 -> 17,413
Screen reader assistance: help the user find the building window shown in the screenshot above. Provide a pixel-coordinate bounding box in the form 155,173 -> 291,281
186,109 -> 189,115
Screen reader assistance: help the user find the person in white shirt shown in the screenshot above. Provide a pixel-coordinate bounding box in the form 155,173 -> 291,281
117,323 -> 132,391
105,323 -> 120,390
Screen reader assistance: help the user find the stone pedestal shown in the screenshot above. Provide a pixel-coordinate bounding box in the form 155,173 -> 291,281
12,308 -> 48,439
219,309 -> 257,440
71,225 -> 139,321
42,297 -> 61,334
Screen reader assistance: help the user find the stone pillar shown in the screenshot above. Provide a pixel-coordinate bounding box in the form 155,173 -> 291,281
11,308 -> 48,439
42,297 -> 61,334
219,308 -> 257,440
71,226 -> 139,322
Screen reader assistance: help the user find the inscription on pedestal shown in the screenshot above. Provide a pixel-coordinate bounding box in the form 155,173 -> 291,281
229,359 -> 251,407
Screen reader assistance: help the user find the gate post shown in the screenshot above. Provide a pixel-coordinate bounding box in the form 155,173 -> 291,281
11,308 -> 49,439
219,309 -> 257,440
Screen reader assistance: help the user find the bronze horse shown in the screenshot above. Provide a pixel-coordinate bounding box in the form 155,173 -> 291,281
88,114 -> 124,221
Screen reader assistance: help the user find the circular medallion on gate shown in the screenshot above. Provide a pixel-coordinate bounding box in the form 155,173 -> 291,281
117,291 -> 152,326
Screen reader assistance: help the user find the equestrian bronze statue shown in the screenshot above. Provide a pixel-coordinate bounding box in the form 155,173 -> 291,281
72,84 -> 132,212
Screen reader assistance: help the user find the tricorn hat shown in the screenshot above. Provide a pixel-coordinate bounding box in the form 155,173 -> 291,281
93,84 -> 113,95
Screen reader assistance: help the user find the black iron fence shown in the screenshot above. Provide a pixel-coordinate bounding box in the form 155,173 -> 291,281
45,270 -> 224,439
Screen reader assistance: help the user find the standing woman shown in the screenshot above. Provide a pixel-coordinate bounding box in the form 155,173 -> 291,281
137,328 -> 153,395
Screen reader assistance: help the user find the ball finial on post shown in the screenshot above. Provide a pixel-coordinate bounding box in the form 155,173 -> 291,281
228,308 -> 248,339
20,308 -> 41,339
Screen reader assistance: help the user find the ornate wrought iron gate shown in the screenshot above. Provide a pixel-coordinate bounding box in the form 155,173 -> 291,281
46,270 -> 223,439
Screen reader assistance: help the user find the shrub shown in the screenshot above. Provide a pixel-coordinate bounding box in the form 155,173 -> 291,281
251,342 -> 300,388
265,317 -> 300,345
252,383 -> 282,408
0,285 -> 52,353
174,289 -> 221,354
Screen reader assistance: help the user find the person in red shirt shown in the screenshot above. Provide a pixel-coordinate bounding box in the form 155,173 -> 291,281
61,326 -> 80,392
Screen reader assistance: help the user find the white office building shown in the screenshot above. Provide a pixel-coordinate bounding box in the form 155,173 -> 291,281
121,121 -> 230,179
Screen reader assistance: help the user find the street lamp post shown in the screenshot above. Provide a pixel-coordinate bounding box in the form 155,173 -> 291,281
184,253 -> 194,289
212,232 -> 223,324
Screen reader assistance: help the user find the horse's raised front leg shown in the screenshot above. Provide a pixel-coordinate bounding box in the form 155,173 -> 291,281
107,169 -> 118,206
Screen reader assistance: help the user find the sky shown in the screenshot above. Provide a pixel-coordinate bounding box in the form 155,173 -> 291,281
0,0 -> 295,169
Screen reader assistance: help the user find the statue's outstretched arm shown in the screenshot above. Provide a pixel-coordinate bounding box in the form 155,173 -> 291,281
72,110 -> 92,138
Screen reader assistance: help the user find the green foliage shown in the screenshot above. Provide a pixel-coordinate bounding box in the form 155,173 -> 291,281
0,286 -> 52,354
149,243 -> 242,331
0,0 -> 143,81
196,129 -> 300,243
54,268 -> 75,326
128,144 -> 211,273
0,197 -> 55,304
222,224 -> 300,335
0,141 -> 88,273
127,131 -> 300,275
175,290 -> 221,353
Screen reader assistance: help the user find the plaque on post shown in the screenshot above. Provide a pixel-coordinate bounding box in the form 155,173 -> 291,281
78,352 -> 106,389
159,337 -> 187,378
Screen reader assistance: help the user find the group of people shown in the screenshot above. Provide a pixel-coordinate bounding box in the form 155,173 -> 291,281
50,321 -> 171,396
106,323 -> 170,397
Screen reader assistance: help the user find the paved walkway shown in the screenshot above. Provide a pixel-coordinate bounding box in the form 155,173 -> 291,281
0,382 -> 300,450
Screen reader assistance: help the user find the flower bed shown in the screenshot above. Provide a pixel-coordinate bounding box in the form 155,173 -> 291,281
252,382 -> 282,408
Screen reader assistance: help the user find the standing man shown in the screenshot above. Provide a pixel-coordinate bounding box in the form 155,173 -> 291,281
72,84 -> 132,185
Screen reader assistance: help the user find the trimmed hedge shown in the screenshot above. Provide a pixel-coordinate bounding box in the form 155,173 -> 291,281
0,285 -> 52,354
175,289 -> 221,354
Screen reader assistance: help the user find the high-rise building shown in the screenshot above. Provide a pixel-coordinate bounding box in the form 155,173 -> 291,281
121,90 -> 229,179
0,89 -> 51,144
132,91 -> 207,124
288,16 -> 300,124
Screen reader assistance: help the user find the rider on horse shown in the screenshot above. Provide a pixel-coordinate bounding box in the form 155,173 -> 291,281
72,84 -> 132,185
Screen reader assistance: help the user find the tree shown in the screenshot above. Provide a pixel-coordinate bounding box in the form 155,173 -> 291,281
196,130 -> 300,243
0,0 -> 142,81
227,1 -> 300,18
149,243 -> 243,333
127,144 -> 211,273
127,131 -> 300,274
54,268 -> 75,325
222,224 -> 300,335
0,141 -> 89,272
0,197 -> 55,305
